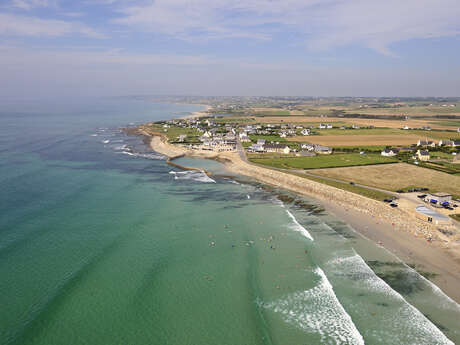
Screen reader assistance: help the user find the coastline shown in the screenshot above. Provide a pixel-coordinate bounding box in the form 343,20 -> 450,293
137,127 -> 460,304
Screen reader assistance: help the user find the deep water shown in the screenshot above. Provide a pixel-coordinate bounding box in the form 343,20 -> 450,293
1,98 -> 459,345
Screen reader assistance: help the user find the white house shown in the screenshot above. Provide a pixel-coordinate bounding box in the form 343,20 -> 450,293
319,123 -> 327,129
417,140 -> 436,147
381,148 -> 398,157
416,150 -> 430,161
439,139 -> 453,146
265,144 -> 290,154
301,144 -> 315,151
403,125 -> 409,130
301,129 -> 310,136
314,145 -> 333,155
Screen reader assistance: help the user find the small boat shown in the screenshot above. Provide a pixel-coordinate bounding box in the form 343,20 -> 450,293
103,140 -> 110,144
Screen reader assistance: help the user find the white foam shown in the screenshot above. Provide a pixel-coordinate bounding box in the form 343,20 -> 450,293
326,253 -> 455,345
263,267 -> 364,345
286,210 -> 314,241
121,151 -> 165,160
169,170 -> 216,183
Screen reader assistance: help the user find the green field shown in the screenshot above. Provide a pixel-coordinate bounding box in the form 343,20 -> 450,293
150,124 -> 200,142
249,153 -> 398,170
249,135 -> 286,143
407,129 -> 460,140
316,128 -> 401,136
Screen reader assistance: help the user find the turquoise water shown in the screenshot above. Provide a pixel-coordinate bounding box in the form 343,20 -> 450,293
1,98 -> 459,345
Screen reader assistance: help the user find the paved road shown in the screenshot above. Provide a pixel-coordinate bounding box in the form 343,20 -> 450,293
236,138 -> 248,163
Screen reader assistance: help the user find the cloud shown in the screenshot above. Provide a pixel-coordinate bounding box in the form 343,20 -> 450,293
113,0 -> 460,54
10,0 -> 52,10
0,13 -> 106,38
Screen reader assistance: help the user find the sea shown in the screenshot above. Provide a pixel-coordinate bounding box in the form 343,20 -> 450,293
1,98 -> 459,345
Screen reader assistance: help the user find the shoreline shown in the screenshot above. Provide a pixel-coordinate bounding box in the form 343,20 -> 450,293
136,127 -> 460,304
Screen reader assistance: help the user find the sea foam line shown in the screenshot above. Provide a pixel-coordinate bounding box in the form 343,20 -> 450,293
286,209 -> 314,241
263,267 -> 364,345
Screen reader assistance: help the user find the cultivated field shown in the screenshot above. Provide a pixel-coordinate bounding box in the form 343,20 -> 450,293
254,116 -> 460,130
311,163 -> 460,196
288,134 -> 431,147
249,153 -> 398,169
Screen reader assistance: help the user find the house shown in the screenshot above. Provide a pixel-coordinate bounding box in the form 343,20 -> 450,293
249,143 -> 265,152
326,124 -> 333,129
457,128 -> 460,133
439,139 -> 453,146
178,134 -> 187,142
279,131 -> 287,138
256,139 -> 266,145
417,140 -> 436,147
264,144 -> 290,154
301,129 -> 310,136
416,150 -> 430,161
301,143 -> 315,151
239,132 -> 251,142
403,125 -> 409,130
381,148 -> 398,157
421,126 -> 432,131
314,145 -> 333,155
202,131 -> 212,138
319,123 -> 327,129
352,124 -> 360,129
453,140 -> 460,147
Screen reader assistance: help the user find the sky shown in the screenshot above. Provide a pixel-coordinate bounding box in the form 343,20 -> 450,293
0,0 -> 459,98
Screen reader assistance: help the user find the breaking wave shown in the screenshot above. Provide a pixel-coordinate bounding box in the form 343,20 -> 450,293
262,267 -> 364,345
286,210 -> 314,241
325,253 -> 454,345
169,170 -> 216,183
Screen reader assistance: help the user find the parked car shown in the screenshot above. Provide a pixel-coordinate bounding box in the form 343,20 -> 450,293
396,190 -> 404,193
417,194 -> 427,199
349,182 -> 355,185
390,203 -> 398,208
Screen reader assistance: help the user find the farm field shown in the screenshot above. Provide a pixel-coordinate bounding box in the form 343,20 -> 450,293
316,128 -> 401,136
288,134 -> 431,147
254,116 -> 459,130
249,153 -> 398,169
311,163 -> 460,197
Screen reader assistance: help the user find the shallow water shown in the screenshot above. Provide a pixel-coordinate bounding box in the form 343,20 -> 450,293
1,98 -> 459,345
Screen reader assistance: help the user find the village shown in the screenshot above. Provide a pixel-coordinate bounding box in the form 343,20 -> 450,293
156,117 -> 460,163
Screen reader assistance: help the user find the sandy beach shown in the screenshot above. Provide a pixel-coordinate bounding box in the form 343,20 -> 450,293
139,128 -> 460,303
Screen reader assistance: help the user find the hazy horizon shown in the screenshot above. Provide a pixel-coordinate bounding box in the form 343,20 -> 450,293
1,0 -> 459,98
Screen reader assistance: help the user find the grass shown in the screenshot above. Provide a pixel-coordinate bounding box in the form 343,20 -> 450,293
406,129 -> 460,140
149,124 -> 200,143
316,128 -> 401,136
249,134 -> 286,143
450,214 -> 460,222
254,110 -> 290,116
287,172 -> 393,201
430,120 -> 460,127
311,163 -> 460,198
249,153 -> 398,170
